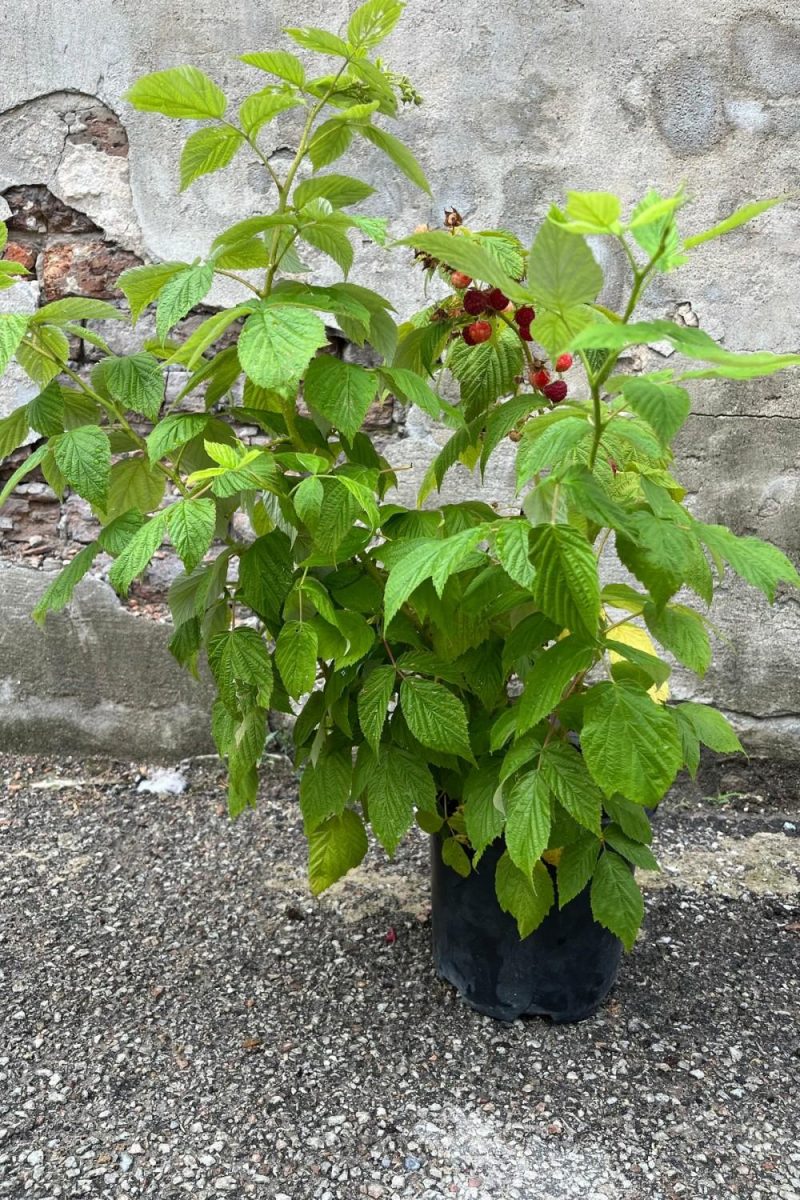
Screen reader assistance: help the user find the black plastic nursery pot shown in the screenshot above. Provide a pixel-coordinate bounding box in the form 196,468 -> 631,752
431,837 -> 623,1023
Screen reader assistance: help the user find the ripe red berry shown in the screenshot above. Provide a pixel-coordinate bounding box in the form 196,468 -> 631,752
486,287 -> 509,311
463,289 -> 488,315
555,353 -> 573,372
529,368 -> 550,390
464,320 -> 492,345
519,325 -> 533,341
451,271 -> 472,289
515,306 -> 535,326
543,380 -> 568,404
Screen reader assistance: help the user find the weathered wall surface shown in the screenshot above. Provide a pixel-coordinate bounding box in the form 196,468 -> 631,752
1,0 -> 800,756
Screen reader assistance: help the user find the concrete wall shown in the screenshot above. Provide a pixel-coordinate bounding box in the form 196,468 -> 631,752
1,0 -> 800,757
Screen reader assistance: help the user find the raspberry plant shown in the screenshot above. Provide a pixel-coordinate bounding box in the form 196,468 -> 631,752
0,3 -> 798,951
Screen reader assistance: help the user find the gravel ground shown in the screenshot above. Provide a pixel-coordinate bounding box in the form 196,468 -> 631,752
1,751 -> 799,1200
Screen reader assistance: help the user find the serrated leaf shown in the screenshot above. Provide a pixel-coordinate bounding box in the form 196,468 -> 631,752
27,382 -> 64,437
582,681 -> 682,805
293,173 -> 375,209
303,354 -> 377,438
240,49 -> 306,87
674,702 -> 744,755
300,219 -> 354,274
556,834 -> 600,908
308,119 -> 353,169
684,196 -> 784,250
275,620 -> 318,697
529,523 -> 601,638
516,415 -> 591,486
527,218 -> 603,309
108,511 -> 168,594
16,325 -> 69,386
358,124 -> 430,193
400,677 -> 473,761
285,26 -> 350,55
441,836 -> 471,878
106,456 -> 165,519
146,412 -> 208,464
603,794 -> 653,844
54,425 -> 111,507
308,809 -> 368,895
300,748 -> 353,833
239,90 -> 300,138
495,852 -> 555,938
126,66 -> 227,119
208,627 -> 273,713
167,497 -> 216,571
590,850 -> 643,950
238,303 -> 328,390
493,521 -> 535,588
357,664 -> 395,752
31,544 -> 100,625
98,509 -> 146,557
447,322 -> 524,415
504,771 -> 552,874
398,230 -> 521,296
118,261 -> 189,323
0,443 -> 47,507
377,366 -> 442,419
462,762 -> 504,860
366,744 -> 435,854
31,297 -> 121,325
603,824 -> 659,871
0,404 -> 30,460
0,313 -> 29,373
102,353 -> 164,421
644,602 -> 711,676
697,523 -> 800,601
539,741 -> 603,836
614,376 -> 691,444
384,529 -> 483,625
517,636 -> 595,734
347,0 -> 404,48
155,265 -> 214,343
561,190 -> 622,234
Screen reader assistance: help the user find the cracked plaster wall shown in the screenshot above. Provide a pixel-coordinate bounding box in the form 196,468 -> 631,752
2,0 -> 800,756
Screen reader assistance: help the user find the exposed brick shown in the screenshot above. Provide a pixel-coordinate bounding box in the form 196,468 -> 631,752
3,184 -> 100,236
68,106 -> 129,157
3,240 -> 37,271
41,240 -> 142,301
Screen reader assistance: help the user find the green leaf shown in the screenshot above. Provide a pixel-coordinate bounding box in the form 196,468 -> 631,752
590,850 -> 643,951
556,834 -> 600,908
495,851 -> 555,938
238,304 -> 328,390
697,523 -> 800,601
126,66 -> 227,119
603,794 -> 653,844
397,230 -> 521,296
582,681 -> 682,805
300,748 -> 353,833
102,353 -> 164,421
441,836 -> 471,878
378,366 -> 443,420
275,620 -> 318,697
300,219 -> 354,274
98,509 -> 145,556
240,50 -> 306,87
529,523 -> 601,639
603,824 -> 659,871
303,354 -> 377,438
0,404 -> 29,460
308,119 -> 353,169
447,322 -> 524,414
384,529 -> 484,624
644,602 -> 711,676
31,297 -> 121,325
358,124 -> 430,193
155,263 -> 214,341
0,313 -> 29,373
504,771 -> 552,874
16,325 -> 69,386
0,443 -> 47,507
614,376 -> 691,445
493,521 -> 535,588
347,0 -> 404,48
27,382 -> 64,437
179,125 -> 243,191
239,91 -> 300,138
106,456 -> 165,519
146,412 -> 208,464
674,702 -> 744,754
399,677 -> 473,761
357,664 -> 395,752
167,498 -> 216,571
539,741 -> 603,835
108,511 -> 168,594
517,635 -> 596,733
462,762 -> 504,861
294,173 -> 375,209
527,219 -> 603,310
560,191 -> 622,234
308,810 -> 368,895
167,305 -> 254,370
367,745 -> 435,854
118,262 -> 189,323
684,196 -> 784,250
31,543 -> 100,625
285,26 -> 350,56
208,627 -> 273,712
54,425 -> 111,506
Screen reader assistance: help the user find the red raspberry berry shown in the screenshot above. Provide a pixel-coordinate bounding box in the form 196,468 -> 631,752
555,353 -> 573,372
463,289 -> 488,316
529,368 -> 550,390
543,380 -> 568,404
464,320 -> 492,345
519,325 -> 533,341
450,271 -> 472,289
486,287 -> 509,311
515,306 -> 535,326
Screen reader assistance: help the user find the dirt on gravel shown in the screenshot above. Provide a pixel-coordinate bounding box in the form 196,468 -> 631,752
0,752 -> 798,1200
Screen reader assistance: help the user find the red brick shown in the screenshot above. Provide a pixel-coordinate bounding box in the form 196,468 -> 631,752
41,240 -> 142,301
